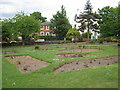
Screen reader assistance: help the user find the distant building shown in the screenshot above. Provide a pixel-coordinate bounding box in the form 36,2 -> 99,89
40,21 -> 56,36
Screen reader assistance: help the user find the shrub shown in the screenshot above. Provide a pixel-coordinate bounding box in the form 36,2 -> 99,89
39,36 -> 58,41
104,37 -> 112,42
83,45 -> 86,48
97,40 -> 103,44
82,32 -> 92,38
59,40 -> 71,44
35,46 -> 39,49
78,45 -> 86,49
88,40 -> 97,44
97,38 -> 104,44
78,45 -> 82,48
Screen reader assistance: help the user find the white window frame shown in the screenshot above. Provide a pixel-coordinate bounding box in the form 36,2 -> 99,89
46,32 -> 50,36
46,26 -> 49,30
40,32 -> 44,36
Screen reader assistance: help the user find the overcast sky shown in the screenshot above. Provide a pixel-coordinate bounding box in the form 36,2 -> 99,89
0,0 -> 119,24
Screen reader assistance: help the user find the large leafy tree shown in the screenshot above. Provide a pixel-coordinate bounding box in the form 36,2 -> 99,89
98,6 -> 119,38
75,0 -> 100,39
2,18 -> 17,42
14,12 -> 40,45
66,28 -> 80,39
51,5 -> 71,40
30,12 -> 47,22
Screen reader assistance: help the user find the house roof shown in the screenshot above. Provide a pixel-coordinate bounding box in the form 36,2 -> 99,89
41,21 -> 51,25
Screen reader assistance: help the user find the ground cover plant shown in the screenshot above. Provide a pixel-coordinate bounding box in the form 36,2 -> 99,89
2,43 -> 119,88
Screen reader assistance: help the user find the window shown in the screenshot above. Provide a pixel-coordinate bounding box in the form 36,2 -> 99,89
40,32 -> 44,36
46,32 -> 50,36
46,26 -> 49,30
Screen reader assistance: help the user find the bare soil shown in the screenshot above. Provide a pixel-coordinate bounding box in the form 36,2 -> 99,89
55,53 -> 91,58
54,55 -> 119,73
6,55 -> 50,73
2,51 -> 16,54
61,48 -> 103,52
33,49 -> 53,51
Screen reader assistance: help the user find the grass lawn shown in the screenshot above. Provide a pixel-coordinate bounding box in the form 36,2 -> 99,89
0,48 -> 2,89
2,43 -> 119,88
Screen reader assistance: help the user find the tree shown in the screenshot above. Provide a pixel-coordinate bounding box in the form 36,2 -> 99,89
98,6 -> 119,38
51,5 -> 71,40
14,12 -> 40,45
74,0 -> 100,39
30,12 -> 47,22
66,28 -> 80,39
2,18 -> 17,42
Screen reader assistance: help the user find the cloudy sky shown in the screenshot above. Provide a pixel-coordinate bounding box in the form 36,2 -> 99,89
0,0 -> 119,24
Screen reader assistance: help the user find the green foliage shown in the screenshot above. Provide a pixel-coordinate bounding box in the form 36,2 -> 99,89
88,40 -> 97,44
51,5 -> 71,40
82,32 -> 92,38
97,39 -> 104,44
14,12 -> 40,44
66,28 -> 80,39
2,18 -> 18,42
35,46 -> 39,49
78,45 -> 86,49
2,12 -> 41,44
98,6 -> 119,38
59,40 -> 71,44
75,0 -> 100,39
30,12 -> 47,22
39,36 -> 58,41
104,37 -> 112,42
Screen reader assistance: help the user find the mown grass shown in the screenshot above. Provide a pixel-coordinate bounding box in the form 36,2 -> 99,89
0,47 -> 2,89
2,43 -> 119,88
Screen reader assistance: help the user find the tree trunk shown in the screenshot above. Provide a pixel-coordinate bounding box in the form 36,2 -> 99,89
87,21 -> 90,40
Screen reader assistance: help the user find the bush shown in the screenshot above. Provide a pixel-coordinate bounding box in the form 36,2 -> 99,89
104,37 -> 112,42
111,39 -> 120,42
59,40 -> 71,44
39,36 -> 58,41
82,32 -> 92,38
78,45 -> 86,49
97,38 -> 104,44
35,46 -> 39,49
88,40 -> 97,44
97,40 -> 103,44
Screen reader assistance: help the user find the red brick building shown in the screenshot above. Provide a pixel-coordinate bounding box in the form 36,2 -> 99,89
40,22 -> 56,36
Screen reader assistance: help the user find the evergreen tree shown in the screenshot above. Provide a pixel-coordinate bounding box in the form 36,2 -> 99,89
75,0 -> 100,39
51,5 -> 71,40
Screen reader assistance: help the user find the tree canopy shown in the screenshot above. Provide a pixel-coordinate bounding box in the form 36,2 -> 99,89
98,6 -> 119,38
51,5 -> 71,40
30,12 -> 47,22
66,28 -> 80,39
14,12 -> 40,44
2,18 -> 17,42
74,0 -> 100,39
2,12 -> 40,44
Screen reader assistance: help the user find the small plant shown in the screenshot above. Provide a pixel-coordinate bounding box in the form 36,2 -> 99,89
88,40 -> 97,44
56,46 -> 59,48
35,46 -> 39,49
97,40 -> 103,44
78,45 -> 82,48
82,45 -> 86,49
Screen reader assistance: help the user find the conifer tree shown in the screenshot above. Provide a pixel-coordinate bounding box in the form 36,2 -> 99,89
75,0 -> 100,39
51,5 -> 71,40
